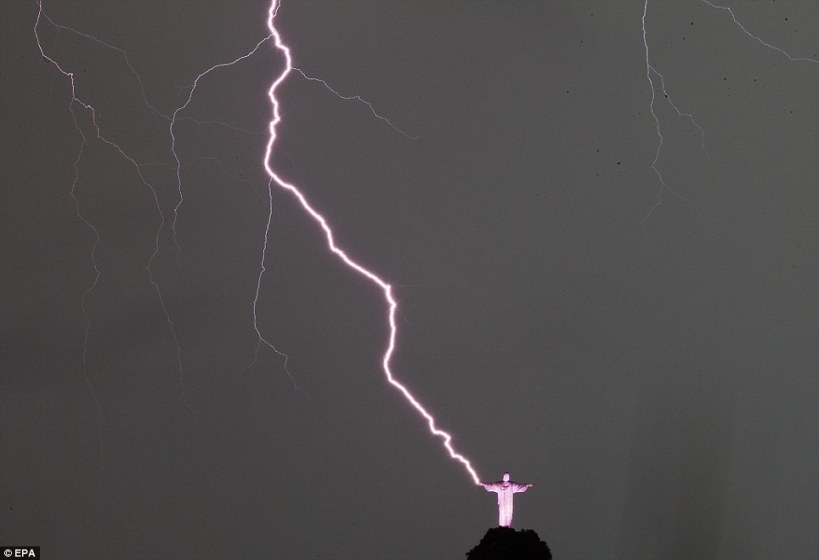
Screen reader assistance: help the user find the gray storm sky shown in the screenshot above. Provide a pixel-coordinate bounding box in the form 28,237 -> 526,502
2,1 -> 818,558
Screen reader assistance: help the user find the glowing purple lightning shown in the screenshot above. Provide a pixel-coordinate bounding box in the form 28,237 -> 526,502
263,0 -> 481,485
35,0 -> 480,485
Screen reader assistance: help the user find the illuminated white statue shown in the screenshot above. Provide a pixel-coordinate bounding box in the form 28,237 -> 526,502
480,472 -> 533,527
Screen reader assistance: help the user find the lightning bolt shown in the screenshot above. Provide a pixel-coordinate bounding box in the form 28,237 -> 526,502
264,0 -> 481,485
36,0 -> 481,485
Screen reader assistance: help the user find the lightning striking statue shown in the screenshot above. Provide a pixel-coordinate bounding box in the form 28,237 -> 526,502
480,472 -> 534,527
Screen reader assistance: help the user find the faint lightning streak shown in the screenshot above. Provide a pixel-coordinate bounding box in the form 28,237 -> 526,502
68,117 -> 105,474
641,0 -> 691,225
136,156 -> 295,386
39,15 -> 271,138
54,61 -> 106,473
265,1 -> 480,485
653,70 -> 706,155
292,68 -> 420,139
246,176 -> 299,395
169,34 -> 274,257
700,0 -> 819,64
141,158 -> 266,204
35,1 -> 197,429
38,10 -> 167,122
157,32 -> 295,385
641,0 -> 817,224
176,117 -> 266,136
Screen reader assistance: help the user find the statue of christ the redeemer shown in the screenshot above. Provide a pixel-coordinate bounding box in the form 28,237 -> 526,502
480,472 -> 533,527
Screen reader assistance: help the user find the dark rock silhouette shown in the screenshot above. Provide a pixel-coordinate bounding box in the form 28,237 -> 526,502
466,527 -> 552,559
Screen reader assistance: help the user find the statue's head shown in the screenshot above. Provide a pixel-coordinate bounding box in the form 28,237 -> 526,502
503,472 -> 510,482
